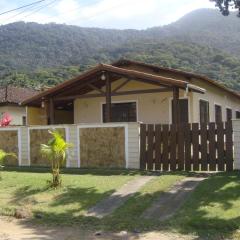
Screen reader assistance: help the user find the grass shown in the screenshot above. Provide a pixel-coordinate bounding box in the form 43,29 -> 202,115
0,169 -> 184,228
0,169 -> 240,239
166,172 -> 240,239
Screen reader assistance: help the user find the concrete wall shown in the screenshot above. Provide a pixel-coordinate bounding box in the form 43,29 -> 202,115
0,105 -> 26,126
192,79 -> 240,123
74,79 -> 188,124
0,123 -> 140,169
27,107 -> 47,125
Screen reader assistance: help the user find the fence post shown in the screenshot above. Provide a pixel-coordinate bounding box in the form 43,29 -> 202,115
126,123 -> 140,169
19,126 -> 30,166
233,120 -> 240,170
66,125 -> 80,168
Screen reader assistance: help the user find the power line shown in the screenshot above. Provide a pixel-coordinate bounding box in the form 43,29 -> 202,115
22,0 -> 59,19
0,0 -> 47,17
1,0 -> 59,24
1,2 -> 47,23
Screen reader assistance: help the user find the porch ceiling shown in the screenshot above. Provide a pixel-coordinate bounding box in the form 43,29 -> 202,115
21,64 -> 205,107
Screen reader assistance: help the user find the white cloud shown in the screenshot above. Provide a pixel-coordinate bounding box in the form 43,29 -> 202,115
0,0 -> 215,29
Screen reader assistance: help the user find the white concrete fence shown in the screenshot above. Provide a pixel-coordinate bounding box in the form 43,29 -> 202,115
1,120 -> 240,170
0,123 -> 140,169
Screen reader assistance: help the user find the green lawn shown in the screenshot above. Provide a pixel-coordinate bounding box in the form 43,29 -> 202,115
0,169 -> 240,239
166,172 -> 240,239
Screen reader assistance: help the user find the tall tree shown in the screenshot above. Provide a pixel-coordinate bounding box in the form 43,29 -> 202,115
211,0 -> 240,16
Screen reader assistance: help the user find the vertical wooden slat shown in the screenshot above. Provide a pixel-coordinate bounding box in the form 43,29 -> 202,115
178,124 -> 184,171
172,87 -> 180,124
170,124 -> 177,171
140,124 -> 147,170
200,123 -> 208,171
162,125 -> 169,171
226,121 -> 233,171
155,124 -> 162,171
217,122 -> 224,171
147,124 -> 154,171
105,74 -> 112,123
192,123 -> 200,171
184,123 -> 192,171
209,122 -> 217,171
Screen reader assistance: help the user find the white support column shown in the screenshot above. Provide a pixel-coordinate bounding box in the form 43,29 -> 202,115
19,126 -> 30,166
233,120 -> 240,170
67,125 -> 79,168
126,123 -> 140,169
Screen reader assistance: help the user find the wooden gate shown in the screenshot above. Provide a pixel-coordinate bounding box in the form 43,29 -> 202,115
140,122 -> 233,171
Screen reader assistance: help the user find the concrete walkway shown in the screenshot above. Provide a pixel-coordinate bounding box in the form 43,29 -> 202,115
86,176 -> 155,218
142,177 -> 206,221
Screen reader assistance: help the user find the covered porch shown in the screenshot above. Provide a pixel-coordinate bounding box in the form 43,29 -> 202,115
22,64 -> 205,125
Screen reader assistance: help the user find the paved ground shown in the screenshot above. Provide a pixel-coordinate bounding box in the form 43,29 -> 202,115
86,175 -> 155,218
142,176 -> 206,221
0,217 -> 196,240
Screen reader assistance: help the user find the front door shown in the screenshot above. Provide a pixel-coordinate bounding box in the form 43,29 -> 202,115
172,98 -> 189,123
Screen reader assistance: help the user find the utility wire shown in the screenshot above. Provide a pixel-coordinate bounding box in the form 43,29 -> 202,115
0,0 -> 47,16
1,2 -> 46,23
22,0 -> 59,19
1,0 -> 59,24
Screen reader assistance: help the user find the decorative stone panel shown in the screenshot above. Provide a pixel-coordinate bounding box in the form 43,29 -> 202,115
79,127 -> 125,168
30,128 -> 66,166
0,130 -> 18,166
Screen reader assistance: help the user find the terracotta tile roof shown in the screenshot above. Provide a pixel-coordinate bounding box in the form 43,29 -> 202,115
22,64 -> 205,106
0,86 -> 38,105
113,59 -> 240,99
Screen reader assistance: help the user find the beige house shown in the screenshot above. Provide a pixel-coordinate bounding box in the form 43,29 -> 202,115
0,86 -> 37,125
22,60 -> 240,125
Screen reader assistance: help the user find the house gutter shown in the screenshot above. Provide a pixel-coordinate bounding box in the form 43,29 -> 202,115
187,84 -> 206,94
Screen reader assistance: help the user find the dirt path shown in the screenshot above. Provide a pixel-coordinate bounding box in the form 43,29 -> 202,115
0,217 -> 196,240
86,176 -> 155,218
142,176 -> 206,221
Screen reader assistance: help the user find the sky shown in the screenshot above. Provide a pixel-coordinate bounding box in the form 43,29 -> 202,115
0,0 -> 215,29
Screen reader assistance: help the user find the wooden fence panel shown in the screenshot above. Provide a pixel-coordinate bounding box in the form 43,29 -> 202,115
162,125 -> 169,171
140,121 -> 233,172
178,126 -> 185,171
155,124 -> 162,171
200,123 -> 208,171
147,124 -> 154,170
140,124 -> 147,170
217,122 -> 225,171
184,124 -> 192,171
209,123 -> 217,171
170,125 -> 177,171
226,121 -> 234,171
192,123 -> 199,171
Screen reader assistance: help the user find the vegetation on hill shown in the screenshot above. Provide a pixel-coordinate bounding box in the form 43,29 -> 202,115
2,41 -> 240,90
0,9 -> 240,90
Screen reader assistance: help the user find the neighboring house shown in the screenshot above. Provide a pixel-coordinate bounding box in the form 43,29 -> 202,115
22,59 -> 240,125
0,86 -> 37,125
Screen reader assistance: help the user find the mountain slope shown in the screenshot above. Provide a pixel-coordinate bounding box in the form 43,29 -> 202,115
0,8 -> 240,90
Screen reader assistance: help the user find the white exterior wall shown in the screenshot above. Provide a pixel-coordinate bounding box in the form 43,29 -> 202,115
0,105 -> 26,125
191,79 -> 240,123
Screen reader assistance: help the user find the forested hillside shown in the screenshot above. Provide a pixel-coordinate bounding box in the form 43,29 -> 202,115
1,9 -> 240,90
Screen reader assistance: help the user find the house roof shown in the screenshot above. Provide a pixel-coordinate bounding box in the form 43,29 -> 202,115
0,86 -> 38,105
22,63 -> 205,106
113,59 -> 240,99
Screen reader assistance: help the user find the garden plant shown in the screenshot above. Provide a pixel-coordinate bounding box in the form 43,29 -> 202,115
40,130 -> 72,188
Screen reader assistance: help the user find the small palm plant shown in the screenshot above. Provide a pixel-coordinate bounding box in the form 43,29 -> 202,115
0,149 -> 16,180
40,130 -> 72,188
